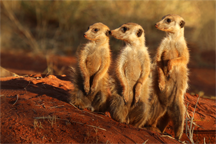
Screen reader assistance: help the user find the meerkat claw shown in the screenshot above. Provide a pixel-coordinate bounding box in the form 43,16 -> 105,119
84,85 -> 90,95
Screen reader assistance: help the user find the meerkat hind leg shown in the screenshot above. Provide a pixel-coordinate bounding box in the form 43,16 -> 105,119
168,101 -> 185,140
157,111 -> 170,133
129,101 -> 149,128
90,90 -> 108,112
69,89 -> 92,110
109,94 -> 129,124
145,107 -> 167,133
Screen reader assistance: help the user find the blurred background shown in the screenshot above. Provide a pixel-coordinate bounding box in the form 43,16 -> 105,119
0,1 -> 215,98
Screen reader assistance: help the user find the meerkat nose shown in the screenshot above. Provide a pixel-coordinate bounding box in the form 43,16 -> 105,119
110,31 -> 114,35
155,24 -> 158,28
83,33 -> 86,38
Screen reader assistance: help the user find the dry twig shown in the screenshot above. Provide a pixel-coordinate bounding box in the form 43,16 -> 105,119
185,95 -> 201,144
13,94 -> 19,105
69,102 -> 104,119
142,139 -> 149,144
34,116 -> 106,131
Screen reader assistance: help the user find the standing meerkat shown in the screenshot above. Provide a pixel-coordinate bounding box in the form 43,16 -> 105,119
109,23 -> 151,128
145,14 -> 189,140
69,22 -> 111,112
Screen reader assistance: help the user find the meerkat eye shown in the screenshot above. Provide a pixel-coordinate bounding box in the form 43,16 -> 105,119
166,18 -> 172,23
121,27 -> 128,33
93,28 -> 99,33
87,26 -> 90,30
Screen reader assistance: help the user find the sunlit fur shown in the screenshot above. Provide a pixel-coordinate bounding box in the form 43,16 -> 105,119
69,22 -> 111,112
145,14 -> 189,140
109,23 -> 151,128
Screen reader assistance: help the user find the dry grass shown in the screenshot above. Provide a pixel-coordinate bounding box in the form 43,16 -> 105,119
34,115 -> 57,127
33,115 -> 106,131
1,1 -> 215,57
185,95 -> 201,144
34,119 -> 44,129
0,1 -> 215,78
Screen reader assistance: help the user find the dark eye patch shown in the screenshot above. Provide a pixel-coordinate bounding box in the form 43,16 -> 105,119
179,20 -> 185,28
121,26 -> 129,33
93,28 -> 99,33
166,18 -> 172,23
105,30 -> 111,36
87,26 -> 90,30
137,29 -> 143,37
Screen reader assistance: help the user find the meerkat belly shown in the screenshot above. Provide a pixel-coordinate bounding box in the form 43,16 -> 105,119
86,55 -> 101,76
125,58 -> 141,86
161,48 -> 179,75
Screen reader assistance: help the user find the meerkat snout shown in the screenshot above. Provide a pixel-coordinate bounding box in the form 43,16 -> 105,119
155,23 -> 158,28
83,33 -> 86,38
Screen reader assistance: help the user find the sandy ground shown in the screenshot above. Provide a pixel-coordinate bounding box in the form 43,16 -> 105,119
0,52 -> 215,143
0,74 -> 215,143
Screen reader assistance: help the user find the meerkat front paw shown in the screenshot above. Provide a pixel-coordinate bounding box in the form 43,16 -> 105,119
146,126 -> 162,133
84,81 -> 90,95
167,60 -> 173,74
122,90 -> 129,104
135,96 -> 140,105
158,80 -> 165,91
134,90 -> 141,105
135,83 -> 142,104
90,83 -> 98,95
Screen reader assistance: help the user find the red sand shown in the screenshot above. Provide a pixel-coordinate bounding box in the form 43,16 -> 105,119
0,75 -> 177,143
1,51 -> 215,97
1,51 -> 215,143
1,74 -> 215,143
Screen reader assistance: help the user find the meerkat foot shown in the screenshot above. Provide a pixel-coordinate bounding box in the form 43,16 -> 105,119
126,116 -> 130,124
146,126 -> 162,133
158,81 -> 165,91
87,106 -> 95,112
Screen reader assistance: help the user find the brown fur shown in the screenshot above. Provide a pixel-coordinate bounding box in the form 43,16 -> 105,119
69,22 -> 111,112
145,14 -> 189,140
108,23 -> 151,128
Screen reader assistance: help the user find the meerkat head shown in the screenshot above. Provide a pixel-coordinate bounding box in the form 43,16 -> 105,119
83,22 -> 111,42
155,14 -> 185,33
111,23 -> 145,45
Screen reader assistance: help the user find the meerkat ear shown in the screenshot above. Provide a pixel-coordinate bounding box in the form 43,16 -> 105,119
180,20 -> 185,28
137,29 -> 143,37
106,30 -> 111,36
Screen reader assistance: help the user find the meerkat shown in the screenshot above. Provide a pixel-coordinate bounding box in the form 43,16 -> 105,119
69,22 -> 111,112
108,23 -> 151,128
145,14 -> 189,140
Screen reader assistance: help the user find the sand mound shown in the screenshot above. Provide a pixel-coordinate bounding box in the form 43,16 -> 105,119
1,74 -> 215,143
